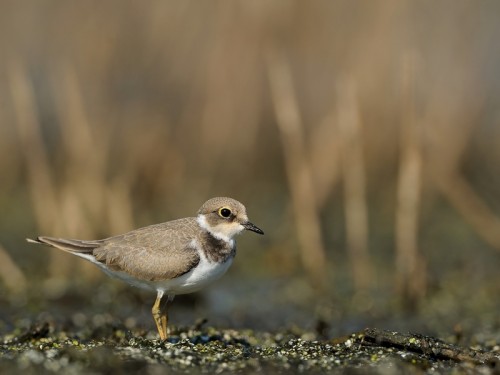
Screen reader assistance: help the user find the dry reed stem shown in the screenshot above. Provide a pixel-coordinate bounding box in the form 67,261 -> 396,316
266,48 -> 327,289
105,177 -> 135,235
0,244 -> 27,293
437,172 -> 500,250
53,63 -> 106,237
309,114 -> 341,209
395,52 -> 426,304
336,77 -> 371,291
8,59 -> 80,282
49,64 -> 100,279
421,68 -> 500,252
9,59 -> 60,234
52,63 -> 138,279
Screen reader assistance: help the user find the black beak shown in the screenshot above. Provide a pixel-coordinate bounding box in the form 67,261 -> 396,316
243,221 -> 264,235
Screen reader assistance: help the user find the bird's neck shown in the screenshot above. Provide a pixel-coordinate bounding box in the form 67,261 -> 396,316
196,215 -> 236,263
200,230 -> 236,263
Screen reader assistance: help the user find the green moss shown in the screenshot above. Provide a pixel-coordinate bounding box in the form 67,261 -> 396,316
1,322 -> 498,374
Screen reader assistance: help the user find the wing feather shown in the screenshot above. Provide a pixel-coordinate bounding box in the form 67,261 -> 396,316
28,217 -> 201,282
94,218 -> 200,281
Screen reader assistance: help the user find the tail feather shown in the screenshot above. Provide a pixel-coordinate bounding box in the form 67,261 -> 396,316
26,236 -> 102,254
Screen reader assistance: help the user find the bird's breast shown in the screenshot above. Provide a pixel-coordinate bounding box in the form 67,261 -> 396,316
156,250 -> 235,295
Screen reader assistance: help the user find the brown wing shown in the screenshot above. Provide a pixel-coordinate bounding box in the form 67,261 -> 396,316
27,236 -> 103,253
93,217 -> 200,281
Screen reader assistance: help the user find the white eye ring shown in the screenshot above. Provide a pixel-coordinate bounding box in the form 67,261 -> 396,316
218,207 -> 232,218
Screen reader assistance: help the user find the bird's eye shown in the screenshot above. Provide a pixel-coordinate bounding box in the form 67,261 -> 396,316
218,207 -> 232,218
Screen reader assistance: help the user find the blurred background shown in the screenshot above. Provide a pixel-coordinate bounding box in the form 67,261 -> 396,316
1,1 -> 500,341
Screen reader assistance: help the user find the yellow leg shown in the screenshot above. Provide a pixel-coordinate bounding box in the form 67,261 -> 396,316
152,291 -> 168,340
159,303 -> 168,340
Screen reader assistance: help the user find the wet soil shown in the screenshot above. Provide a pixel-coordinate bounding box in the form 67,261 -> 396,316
1,319 -> 499,374
1,273 -> 500,374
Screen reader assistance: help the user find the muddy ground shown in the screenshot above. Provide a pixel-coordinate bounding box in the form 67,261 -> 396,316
1,281 -> 499,374
1,321 -> 499,374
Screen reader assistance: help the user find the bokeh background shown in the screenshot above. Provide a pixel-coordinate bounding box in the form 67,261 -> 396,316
1,1 -> 500,340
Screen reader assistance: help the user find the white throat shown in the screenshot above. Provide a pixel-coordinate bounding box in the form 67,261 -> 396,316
196,214 -> 240,245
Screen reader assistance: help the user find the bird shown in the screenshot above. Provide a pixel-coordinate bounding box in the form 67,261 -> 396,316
27,197 -> 264,340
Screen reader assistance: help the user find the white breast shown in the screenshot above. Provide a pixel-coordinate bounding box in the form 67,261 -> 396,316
160,250 -> 234,295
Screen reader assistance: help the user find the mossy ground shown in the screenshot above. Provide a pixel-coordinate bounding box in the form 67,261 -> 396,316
1,320 -> 499,374
1,272 -> 499,374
